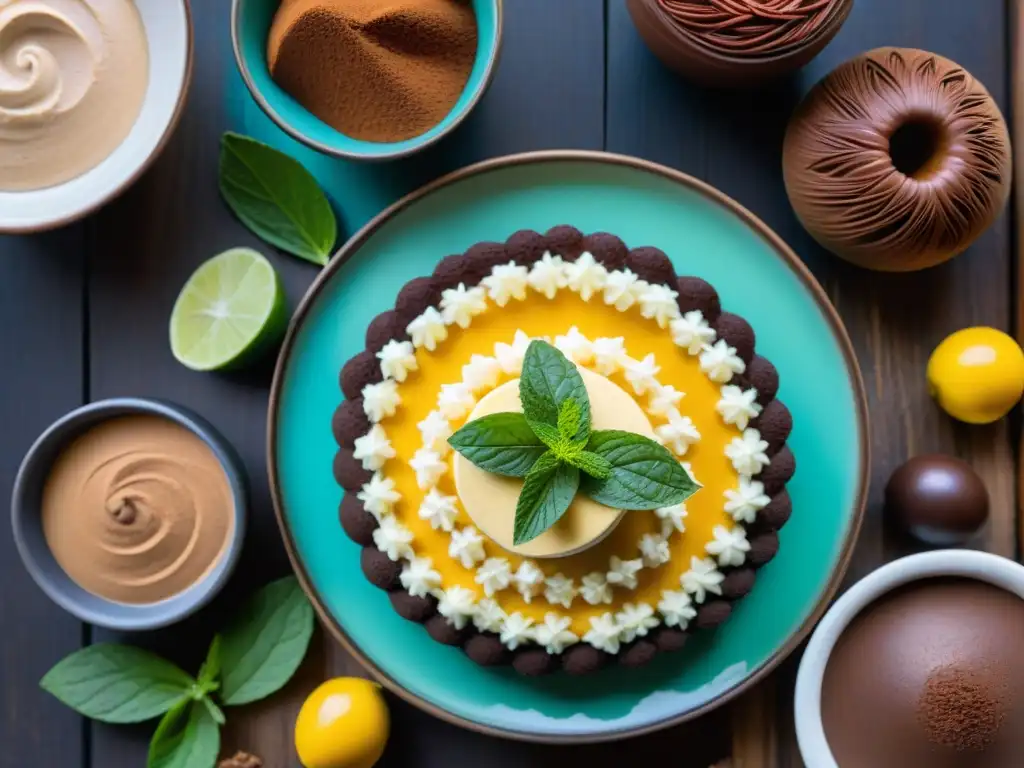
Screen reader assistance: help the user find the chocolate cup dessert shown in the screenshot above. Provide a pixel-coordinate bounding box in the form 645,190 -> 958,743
795,550 -> 1024,767
626,0 -> 851,87
783,48 -> 1012,272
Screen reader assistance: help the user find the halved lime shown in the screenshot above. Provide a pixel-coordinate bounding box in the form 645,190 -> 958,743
169,247 -> 287,371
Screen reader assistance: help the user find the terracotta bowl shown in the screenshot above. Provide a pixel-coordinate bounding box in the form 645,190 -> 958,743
783,48 -> 1012,272
625,0 -> 852,87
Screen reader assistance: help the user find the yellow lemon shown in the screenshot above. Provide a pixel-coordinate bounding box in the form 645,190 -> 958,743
927,327 -> 1024,424
295,677 -> 390,768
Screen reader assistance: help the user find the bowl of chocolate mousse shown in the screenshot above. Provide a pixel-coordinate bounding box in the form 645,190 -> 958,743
11,398 -> 246,630
795,549 -> 1024,768
0,0 -> 193,233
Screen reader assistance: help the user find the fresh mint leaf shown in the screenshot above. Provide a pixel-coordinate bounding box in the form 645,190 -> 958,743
448,412 -> 547,477
513,453 -> 580,545
201,696 -> 226,726
219,576 -> 315,706
519,341 -> 591,443
219,132 -> 337,266
565,450 -> 612,480
557,399 -> 582,442
195,635 -> 221,696
147,699 -> 220,768
529,420 -> 561,450
40,644 -> 195,724
581,430 -> 700,510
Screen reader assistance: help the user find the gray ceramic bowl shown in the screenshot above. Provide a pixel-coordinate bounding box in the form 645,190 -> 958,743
11,398 -> 247,631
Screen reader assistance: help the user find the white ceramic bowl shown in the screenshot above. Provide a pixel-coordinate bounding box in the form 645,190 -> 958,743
0,0 -> 193,233
794,549 -> 1024,767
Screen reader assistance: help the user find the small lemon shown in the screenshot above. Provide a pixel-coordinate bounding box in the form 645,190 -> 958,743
295,677 -> 390,768
927,327 -> 1024,424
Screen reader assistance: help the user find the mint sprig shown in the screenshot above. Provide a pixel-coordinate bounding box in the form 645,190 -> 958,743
40,576 -> 315,768
448,340 -> 701,545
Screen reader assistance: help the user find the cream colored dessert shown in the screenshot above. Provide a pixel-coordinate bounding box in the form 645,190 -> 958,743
455,368 -> 656,558
41,415 -> 234,604
0,0 -> 149,191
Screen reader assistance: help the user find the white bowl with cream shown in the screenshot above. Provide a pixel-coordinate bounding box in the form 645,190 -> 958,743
0,0 -> 192,233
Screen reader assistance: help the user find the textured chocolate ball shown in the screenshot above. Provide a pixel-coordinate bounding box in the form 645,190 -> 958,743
746,355 -> 780,404
464,634 -> 508,666
332,399 -> 370,448
697,601 -> 733,629
396,277 -> 442,324
513,648 -> 557,676
758,489 -> 792,531
544,225 -> 584,259
722,568 -> 757,599
760,447 -> 796,494
653,627 -> 688,653
713,313 -> 756,364
885,455 -> 989,545
333,450 -> 373,492
339,494 -> 377,546
676,276 -> 721,321
627,246 -> 676,285
360,547 -> 401,590
562,644 -> 607,675
505,229 -> 547,266
754,400 -> 793,454
389,591 -> 436,623
425,615 -> 468,646
749,532 -> 780,567
582,232 -> 629,270
620,640 -> 659,668
462,241 -> 509,274
365,310 -> 405,351
433,254 -> 483,289
340,350 -> 381,400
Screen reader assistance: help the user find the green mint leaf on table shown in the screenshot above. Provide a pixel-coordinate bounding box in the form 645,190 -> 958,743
581,430 -> 700,510
219,132 -> 337,266
147,699 -> 220,768
40,644 -> 196,724
448,412 -> 547,477
557,399 -> 582,441
218,575 -> 315,706
565,450 -> 612,480
513,452 -> 581,545
519,340 -> 591,443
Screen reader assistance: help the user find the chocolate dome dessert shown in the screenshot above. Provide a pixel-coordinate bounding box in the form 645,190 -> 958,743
884,455 -> 989,546
783,48 -> 1011,272
822,578 -> 1024,767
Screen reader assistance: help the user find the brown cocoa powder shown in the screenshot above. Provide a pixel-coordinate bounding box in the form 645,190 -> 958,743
267,0 -> 477,143
917,666 -> 1009,752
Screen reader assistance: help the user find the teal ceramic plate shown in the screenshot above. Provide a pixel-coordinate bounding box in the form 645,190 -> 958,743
269,151 -> 869,742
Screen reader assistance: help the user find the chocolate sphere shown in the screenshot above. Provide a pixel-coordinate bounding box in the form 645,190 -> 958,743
885,455 -> 989,545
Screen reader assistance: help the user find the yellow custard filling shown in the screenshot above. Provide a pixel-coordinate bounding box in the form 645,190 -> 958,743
377,290 -> 741,635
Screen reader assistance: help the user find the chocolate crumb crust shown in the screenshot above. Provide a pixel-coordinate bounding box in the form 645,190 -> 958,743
333,228 -> 795,675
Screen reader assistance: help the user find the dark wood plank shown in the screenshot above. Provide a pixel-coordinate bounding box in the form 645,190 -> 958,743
86,1 -> 605,766
0,229 -> 86,768
607,1 -> 1013,767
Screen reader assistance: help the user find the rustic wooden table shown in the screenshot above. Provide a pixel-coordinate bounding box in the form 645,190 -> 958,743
0,1 -> 1015,766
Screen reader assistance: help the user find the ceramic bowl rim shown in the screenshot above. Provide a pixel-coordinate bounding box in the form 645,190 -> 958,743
229,0 -> 504,162
11,397 -> 248,631
0,0 -> 194,235
793,549 -> 1024,767
266,149 -> 871,743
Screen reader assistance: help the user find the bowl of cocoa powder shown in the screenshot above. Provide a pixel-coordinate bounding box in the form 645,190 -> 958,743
232,0 -> 501,160
794,550 -> 1024,768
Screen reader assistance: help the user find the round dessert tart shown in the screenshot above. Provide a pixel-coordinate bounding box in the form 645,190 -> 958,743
333,228 -> 795,675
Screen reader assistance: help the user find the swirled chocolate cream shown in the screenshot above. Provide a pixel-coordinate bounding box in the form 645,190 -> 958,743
0,0 -> 149,191
41,416 -> 234,604
821,578 -> 1024,767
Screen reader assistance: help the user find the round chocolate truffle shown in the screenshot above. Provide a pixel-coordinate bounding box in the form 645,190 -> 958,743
462,241 -> 509,274
339,494 -> 377,547
513,648 -> 557,676
713,312 -> 756,364
332,398 -> 370,448
366,310 -> 405,351
544,225 -> 584,260
760,447 -> 796,494
746,355 -> 780,404
696,601 -> 732,629
425,615 -> 468,646
389,591 -> 436,623
504,229 -> 547,266
433,253 -> 486,289
676,276 -> 721,321
360,547 -> 401,590
396,277 -> 442,323
753,400 -> 793,454
722,568 -> 757,599
748,532 -> 780,567
339,350 -> 381,400
464,634 -> 508,666
582,232 -> 628,270
885,455 -> 989,545
627,246 -> 676,285
333,450 -> 373,492
822,578 -> 1024,768
620,640 -> 658,668
653,627 -> 688,653
757,489 -> 793,532
562,644 -> 607,675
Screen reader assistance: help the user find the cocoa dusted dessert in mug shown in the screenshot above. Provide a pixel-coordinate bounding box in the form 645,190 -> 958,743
821,578 -> 1024,767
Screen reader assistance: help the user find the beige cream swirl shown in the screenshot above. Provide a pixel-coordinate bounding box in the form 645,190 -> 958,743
41,416 -> 235,605
0,0 -> 148,191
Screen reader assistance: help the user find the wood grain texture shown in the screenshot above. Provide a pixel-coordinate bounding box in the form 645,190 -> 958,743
609,1 -> 1013,766
0,231 -> 86,768
1014,0 -> 1024,560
